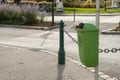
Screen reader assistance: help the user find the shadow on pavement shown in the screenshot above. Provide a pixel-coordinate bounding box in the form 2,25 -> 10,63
57,65 -> 65,80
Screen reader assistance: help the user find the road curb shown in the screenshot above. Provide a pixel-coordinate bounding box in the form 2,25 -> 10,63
0,24 -> 59,30
101,28 -> 120,35
53,13 -> 120,16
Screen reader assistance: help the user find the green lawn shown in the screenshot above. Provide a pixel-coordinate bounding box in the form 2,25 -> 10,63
62,7 -> 120,14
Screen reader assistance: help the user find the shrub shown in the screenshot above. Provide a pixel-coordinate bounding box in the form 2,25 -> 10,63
64,2 -> 74,7
100,3 -> 105,8
90,3 -> 96,8
0,4 -> 23,24
20,4 -> 39,25
0,4 -> 43,25
82,0 -> 92,8
64,2 -> 104,8
38,11 -> 48,23
82,3 -> 91,8
84,0 -> 93,4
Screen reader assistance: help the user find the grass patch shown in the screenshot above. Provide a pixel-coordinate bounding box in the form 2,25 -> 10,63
62,7 -> 120,14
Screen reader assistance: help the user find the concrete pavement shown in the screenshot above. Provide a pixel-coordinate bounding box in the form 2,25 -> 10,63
0,12 -> 120,80
53,12 -> 120,16
46,13 -> 120,24
0,45 -> 104,80
0,30 -> 120,80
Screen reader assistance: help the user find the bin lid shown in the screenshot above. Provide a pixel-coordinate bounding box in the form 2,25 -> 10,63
76,23 -> 99,32
84,23 -> 98,30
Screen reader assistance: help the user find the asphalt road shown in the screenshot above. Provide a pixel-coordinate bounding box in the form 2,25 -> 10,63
45,15 -> 119,32
0,27 -> 44,40
0,15 -> 120,79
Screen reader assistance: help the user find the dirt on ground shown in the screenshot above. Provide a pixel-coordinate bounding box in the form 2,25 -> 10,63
112,26 -> 120,31
28,22 -> 59,27
114,26 -> 120,31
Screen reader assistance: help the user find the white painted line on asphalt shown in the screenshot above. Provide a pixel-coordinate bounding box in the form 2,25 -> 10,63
100,74 -> 110,79
106,77 -> 118,80
0,44 -> 25,50
98,72 -> 104,75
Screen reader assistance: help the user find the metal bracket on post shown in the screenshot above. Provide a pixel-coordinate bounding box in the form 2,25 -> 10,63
58,20 -> 65,65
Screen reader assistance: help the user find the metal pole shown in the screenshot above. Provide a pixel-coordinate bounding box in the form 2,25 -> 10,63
73,0 -> 76,22
96,0 -> 100,27
52,0 -> 54,26
104,0 -> 106,11
95,0 -> 100,79
58,20 -> 65,65
95,66 -> 99,80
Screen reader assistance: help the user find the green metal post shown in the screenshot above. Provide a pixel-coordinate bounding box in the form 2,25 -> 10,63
58,20 -> 65,65
104,0 -> 106,11
52,0 -> 54,26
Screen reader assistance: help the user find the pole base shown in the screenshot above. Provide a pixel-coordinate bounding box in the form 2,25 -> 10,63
58,50 -> 65,65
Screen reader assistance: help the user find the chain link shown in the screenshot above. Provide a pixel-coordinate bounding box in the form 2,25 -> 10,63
99,48 -> 120,53
64,29 -> 120,53
64,29 -> 78,44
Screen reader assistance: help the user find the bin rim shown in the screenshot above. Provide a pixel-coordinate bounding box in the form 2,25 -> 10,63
76,28 -> 99,32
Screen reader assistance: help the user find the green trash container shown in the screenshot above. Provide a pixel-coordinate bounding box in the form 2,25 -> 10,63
76,23 -> 99,67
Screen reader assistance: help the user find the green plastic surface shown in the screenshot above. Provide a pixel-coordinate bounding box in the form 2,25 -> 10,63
76,23 -> 99,67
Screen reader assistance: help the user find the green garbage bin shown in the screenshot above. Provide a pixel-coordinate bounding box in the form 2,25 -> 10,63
76,23 -> 99,67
